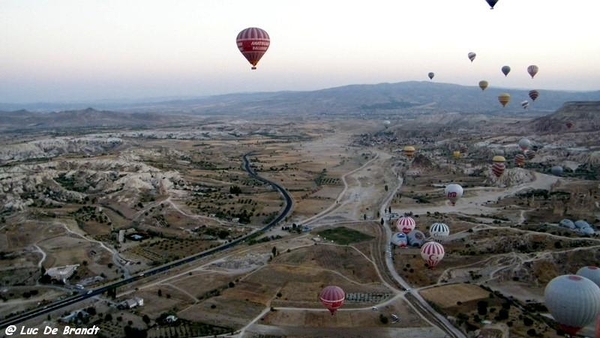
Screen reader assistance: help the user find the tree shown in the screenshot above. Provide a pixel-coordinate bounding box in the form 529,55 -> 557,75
379,314 -> 389,324
142,315 -> 151,325
272,246 -> 278,257
157,289 -> 162,297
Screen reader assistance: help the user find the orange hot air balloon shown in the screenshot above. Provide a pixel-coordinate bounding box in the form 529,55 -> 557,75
527,65 -> 539,79
492,155 -> 506,177
478,80 -> 488,91
515,154 -> 525,167
319,286 -> 345,315
403,146 -> 416,158
528,90 -> 539,101
498,93 -> 510,107
236,27 -> 270,70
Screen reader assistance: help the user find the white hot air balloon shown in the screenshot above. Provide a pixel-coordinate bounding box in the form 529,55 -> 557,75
544,275 -> 600,336
518,138 -> 531,151
444,183 -> 464,206
429,223 -> 450,242
390,232 -> 408,248
577,266 -> 600,288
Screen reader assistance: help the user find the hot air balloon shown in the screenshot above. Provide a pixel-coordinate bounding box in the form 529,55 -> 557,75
452,151 -> 461,159
478,80 -> 489,91
566,121 -> 574,129
521,100 -> 529,109
397,216 -> 416,234
544,275 -> 600,336
596,314 -> 600,338
518,138 -> 531,151
528,90 -> 539,101
527,65 -> 539,79
403,146 -> 416,158
383,120 -> 391,129
468,52 -> 476,62
319,286 -> 345,315
524,149 -> 536,160
485,0 -> 499,9
444,183 -> 463,206
515,154 -> 525,167
421,242 -> 445,268
501,65 -> 511,77
498,93 -> 511,107
577,266 -> 600,288
407,230 -> 425,247
391,232 -> 408,248
551,165 -> 563,176
492,155 -> 506,178
428,72 -> 435,80
429,223 -> 450,241
236,27 -> 270,70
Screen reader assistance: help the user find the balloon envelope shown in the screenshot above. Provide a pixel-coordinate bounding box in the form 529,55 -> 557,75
577,266 -> 600,288
319,286 -> 345,315
521,100 -> 529,109
524,150 -> 536,160
429,223 -> 450,240
544,275 -> 600,335
468,52 -> 476,62
486,0 -> 499,9
396,216 -> 416,234
391,232 -> 408,247
478,80 -> 488,91
407,230 -> 426,247
421,242 -> 445,268
527,65 -> 539,79
528,90 -> 539,101
403,146 -> 416,158
428,72 -> 435,80
518,138 -> 531,151
501,65 -> 511,76
551,166 -> 563,176
236,27 -> 270,70
444,184 -> 463,206
515,154 -> 525,167
452,151 -> 461,159
498,93 -> 510,107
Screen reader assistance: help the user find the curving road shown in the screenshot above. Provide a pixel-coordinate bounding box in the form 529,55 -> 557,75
0,152 -> 293,330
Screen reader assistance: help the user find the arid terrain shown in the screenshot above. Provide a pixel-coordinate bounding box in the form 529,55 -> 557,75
0,101 -> 599,338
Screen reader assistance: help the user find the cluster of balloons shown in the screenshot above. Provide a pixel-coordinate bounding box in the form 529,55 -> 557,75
544,267 -> 600,336
391,215 -> 452,269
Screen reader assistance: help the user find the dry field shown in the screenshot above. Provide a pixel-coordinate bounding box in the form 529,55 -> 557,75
420,283 -> 490,308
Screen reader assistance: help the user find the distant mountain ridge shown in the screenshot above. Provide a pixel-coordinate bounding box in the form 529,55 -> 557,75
528,101 -> 600,133
1,81 -> 599,115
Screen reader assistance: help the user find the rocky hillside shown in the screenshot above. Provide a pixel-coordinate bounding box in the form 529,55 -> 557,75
528,101 -> 600,133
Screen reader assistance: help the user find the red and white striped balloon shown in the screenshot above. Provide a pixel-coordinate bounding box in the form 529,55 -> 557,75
396,216 -> 416,234
421,241 -> 445,268
319,285 -> 345,315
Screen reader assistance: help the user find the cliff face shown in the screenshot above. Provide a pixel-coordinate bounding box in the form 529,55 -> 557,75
528,101 -> 600,133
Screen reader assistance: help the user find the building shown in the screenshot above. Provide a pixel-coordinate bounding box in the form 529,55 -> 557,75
118,297 -> 144,309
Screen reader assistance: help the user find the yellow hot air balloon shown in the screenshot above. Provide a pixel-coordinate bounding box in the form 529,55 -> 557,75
498,93 -> 510,107
453,151 -> 461,159
403,146 -> 416,158
478,80 -> 488,91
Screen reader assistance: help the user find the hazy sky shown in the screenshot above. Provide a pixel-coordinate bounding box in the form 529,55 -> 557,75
1,0 -> 599,103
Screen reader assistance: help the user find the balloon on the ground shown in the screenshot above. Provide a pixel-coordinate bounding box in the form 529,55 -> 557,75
444,183 -> 464,206
397,216 -> 416,234
518,138 -> 531,151
559,219 -> 575,229
501,65 -> 511,76
407,230 -> 426,247
421,242 -> 445,268
403,146 -> 416,158
236,27 -> 270,70
319,286 -> 346,315
544,275 -> 600,336
492,155 -> 506,177
391,232 -> 408,247
429,223 -> 450,241
551,165 -> 563,176
515,153 -> 525,167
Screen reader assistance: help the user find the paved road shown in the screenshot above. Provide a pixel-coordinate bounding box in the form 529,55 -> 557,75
0,152 -> 293,330
379,173 -> 466,338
